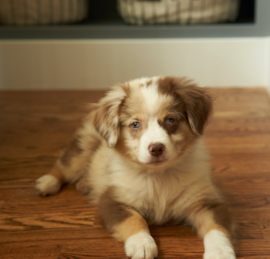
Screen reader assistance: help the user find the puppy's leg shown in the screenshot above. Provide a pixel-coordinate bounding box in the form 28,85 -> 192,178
36,127 -> 101,196
186,201 -> 236,259
98,189 -> 158,259
35,160 -> 65,196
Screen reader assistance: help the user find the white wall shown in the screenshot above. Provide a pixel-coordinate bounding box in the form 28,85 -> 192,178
0,38 -> 270,90
267,39 -> 270,94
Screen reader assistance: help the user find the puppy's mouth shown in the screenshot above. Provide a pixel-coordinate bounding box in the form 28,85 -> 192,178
149,161 -> 165,165
147,157 -> 167,166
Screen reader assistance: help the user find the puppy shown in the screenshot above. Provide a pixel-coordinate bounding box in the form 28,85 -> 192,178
36,76 -> 236,259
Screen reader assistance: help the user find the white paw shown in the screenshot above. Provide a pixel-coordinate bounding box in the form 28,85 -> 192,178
204,249 -> 236,259
125,231 -> 158,259
35,175 -> 61,196
204,230 -> 236,259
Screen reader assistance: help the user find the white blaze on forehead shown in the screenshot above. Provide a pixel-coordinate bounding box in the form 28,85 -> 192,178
139,79 -> 173,117
140,83 -> 160,115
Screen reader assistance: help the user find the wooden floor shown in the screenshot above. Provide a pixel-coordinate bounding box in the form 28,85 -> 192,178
1,88 -> 270,259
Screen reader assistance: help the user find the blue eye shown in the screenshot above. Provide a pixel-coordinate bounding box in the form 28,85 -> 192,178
130,122 -> 140,129
166,118 -> 175,125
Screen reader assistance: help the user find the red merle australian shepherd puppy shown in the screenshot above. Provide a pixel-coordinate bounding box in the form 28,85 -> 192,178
36,76 -> 236,259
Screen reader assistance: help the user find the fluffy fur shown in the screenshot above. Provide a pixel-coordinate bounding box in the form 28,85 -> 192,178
36,76 -> 236,259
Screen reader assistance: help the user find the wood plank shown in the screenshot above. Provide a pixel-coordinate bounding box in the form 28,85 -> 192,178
220,182 -> 270,196
235,240 -> 270,257
237,222 -> 263,240
205,135 -> 270,146
0,228 -> 111,247
59,238 -> 127,259
259,223 -> 270,240
0,121 -> 79,163
59,237 -> 205,259
0,167 -> 55,182
206,118 -> 270,136
0,245 -> 61,259
0,201 -> 4,210
0,197 -> 92,215
0,211 -> 95,231
0,179 -> 38,189
231,209 -> 270,223
227,195 -> 270,209
211,153 -> 270,175
208,144 -> 268,154
0,185 -> 84,201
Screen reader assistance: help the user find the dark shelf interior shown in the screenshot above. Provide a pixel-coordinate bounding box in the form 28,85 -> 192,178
0,0 -> 255,27
79,0 -> 255,26
1,0 -> 267,39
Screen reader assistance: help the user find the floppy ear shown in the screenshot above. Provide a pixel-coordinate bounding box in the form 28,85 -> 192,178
88,85 -> 127,147
174,79 -> 213,135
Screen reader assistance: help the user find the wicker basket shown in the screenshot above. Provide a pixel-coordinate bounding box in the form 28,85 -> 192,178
118,0 -> 240,25
0,0 -> 89,25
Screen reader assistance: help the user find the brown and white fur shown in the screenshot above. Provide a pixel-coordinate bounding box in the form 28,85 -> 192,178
36,76 -> 236,259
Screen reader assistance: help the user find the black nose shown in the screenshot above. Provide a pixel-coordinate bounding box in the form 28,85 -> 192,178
148,143 -> 165,157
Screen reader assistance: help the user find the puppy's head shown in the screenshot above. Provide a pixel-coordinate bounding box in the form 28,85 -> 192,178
89,76 -> 212,167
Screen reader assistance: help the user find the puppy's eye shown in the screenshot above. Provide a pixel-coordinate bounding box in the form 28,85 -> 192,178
166,118 -> 175,125
130,122 -> 140,129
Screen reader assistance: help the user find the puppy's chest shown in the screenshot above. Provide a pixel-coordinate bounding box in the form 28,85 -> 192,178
113,172 -> 187,224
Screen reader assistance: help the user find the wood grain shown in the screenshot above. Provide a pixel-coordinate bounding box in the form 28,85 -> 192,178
1,88 -> 270,258
0,245 -> 61,259
260,223 -> 270,240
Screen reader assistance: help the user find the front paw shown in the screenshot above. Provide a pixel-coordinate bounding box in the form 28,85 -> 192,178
204,230 -> 236,259
35,175 -> 61,196
125,231 -> 158,259
204,249 -> 236,259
